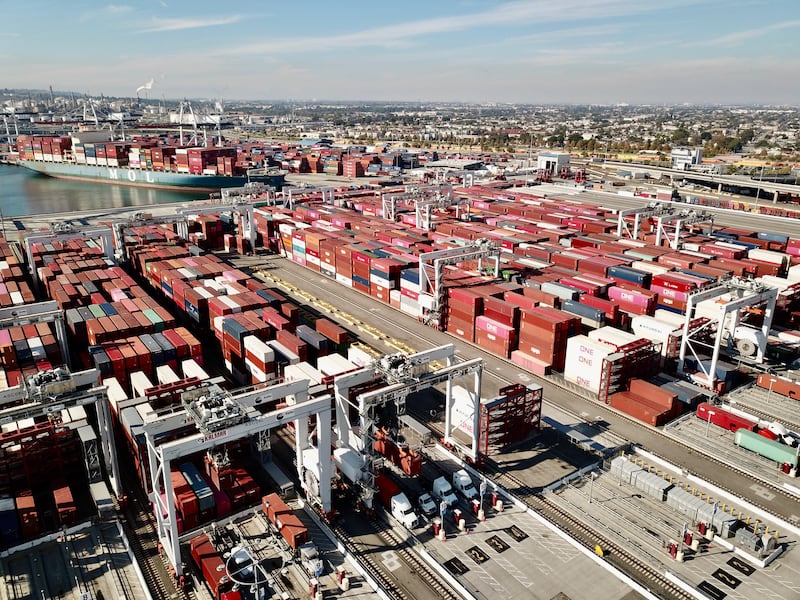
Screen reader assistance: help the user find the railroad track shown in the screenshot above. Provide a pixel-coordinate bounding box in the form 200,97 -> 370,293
119,479 -> 185,600
480,460 -> 693,600
330,511 -> 461,600
413,413 -> 691,600
368,515 -> 462,600
727,400 -> 798,432
271,426 -> 456,600
97,521 -> 148,600
329,518 -> 411,600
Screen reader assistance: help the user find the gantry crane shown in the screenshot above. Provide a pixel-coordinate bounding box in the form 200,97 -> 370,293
279,185 -> 335,209
654,209 -> 714,250
145,378 -> 332,579
332,344 -> 483,507
678,277 -> 778,390
382,184 -> 453,225
0,366 -> 121,496
615,202 -> 673,240
418,238 -> 501,327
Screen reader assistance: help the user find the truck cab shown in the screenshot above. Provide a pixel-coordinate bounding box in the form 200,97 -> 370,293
431,476 -> 458,507
390,492 -> 419,528
452,469 -> 479,501
298,542 -> 324,578
418,492 -> 437,517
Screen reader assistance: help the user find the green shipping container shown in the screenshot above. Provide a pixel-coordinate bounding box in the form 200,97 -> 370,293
142,308 -> 164,332
734,429 -> 798,468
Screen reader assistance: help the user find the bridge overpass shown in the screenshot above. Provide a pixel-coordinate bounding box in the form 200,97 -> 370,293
589,160 -> 800,203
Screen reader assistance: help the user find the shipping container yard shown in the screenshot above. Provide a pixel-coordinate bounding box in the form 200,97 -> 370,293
1,176 -> 800,600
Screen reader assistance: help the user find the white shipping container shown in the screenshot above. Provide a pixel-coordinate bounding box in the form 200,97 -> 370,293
400,279 -> 421,293
156,364 -> 180,385
694,295 -> 733,320
631,261 -> 671,275
347,346 -> 375,367
370,274 -> 394,289
267,340 -> 300,365
68,405 -> 87,422
244,335 -> 275,363
104,376 -> 129,414
244,358 -> 270,383
631,315 -> 679,341
181,359 -> 209,381
399,295 -> 421,317
653,309 -> 687,326
748,248 -> 788,266
130,371 -> 154,398
451,385 -> 478,436
335,274 -> 353,287
564,335 -> 614,392
785,263 -> 800,283
587,326 -> 639,349
284,362 -> 323,385
759,275 -> 792,290
218,295 -> 241,311
317,354 -> 356,378
333,448 -> 363,484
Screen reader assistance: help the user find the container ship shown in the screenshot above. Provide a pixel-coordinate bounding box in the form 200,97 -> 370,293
15,132 -> 286,192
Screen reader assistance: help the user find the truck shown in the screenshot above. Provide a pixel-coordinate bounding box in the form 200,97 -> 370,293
374,474 -> 418,528
452,469 -> 479,501
431,476 -> 458,507
299,542 -> 324,578
418,492 -> 437,517
390,492 -> 419,528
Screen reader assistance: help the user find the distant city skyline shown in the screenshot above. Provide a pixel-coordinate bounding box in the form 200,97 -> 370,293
2,0 -> 798,105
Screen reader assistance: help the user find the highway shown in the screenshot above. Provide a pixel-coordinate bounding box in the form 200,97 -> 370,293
238,253 -> 800,525
596,160 -> 800,197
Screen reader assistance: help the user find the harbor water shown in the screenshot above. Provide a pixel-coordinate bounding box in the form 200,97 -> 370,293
0,163 -> 201,219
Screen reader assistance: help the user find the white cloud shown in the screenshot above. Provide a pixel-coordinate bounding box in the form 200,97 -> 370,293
106,4 -> 133,14
139,15 -> 243,33
80,4 -> 133,21
218,0 -> 699,55
691,19 -> 800,47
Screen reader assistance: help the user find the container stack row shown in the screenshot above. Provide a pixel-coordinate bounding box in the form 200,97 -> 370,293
0,322 -> 62,387
121,226 -> 352,386
0,233 -> 35,309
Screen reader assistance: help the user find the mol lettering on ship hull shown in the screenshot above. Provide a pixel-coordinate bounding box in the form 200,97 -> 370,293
108,168 -> 155,183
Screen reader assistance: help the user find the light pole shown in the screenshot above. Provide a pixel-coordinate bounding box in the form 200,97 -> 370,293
588,472 -> 598,504
755,163 -> 765,211
705,410 -> 716,437
479,479 -> 487,520
767,379 -> 774,403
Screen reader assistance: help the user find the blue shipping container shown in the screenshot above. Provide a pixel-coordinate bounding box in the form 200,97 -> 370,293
179,463 -> 215,513
0,496 -> 20,547
607,265 -> 651,287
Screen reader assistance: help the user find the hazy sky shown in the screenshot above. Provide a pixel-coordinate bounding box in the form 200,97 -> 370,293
3,0 -> 798,104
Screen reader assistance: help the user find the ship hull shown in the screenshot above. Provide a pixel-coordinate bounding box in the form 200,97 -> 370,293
18,160 -> 284,192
